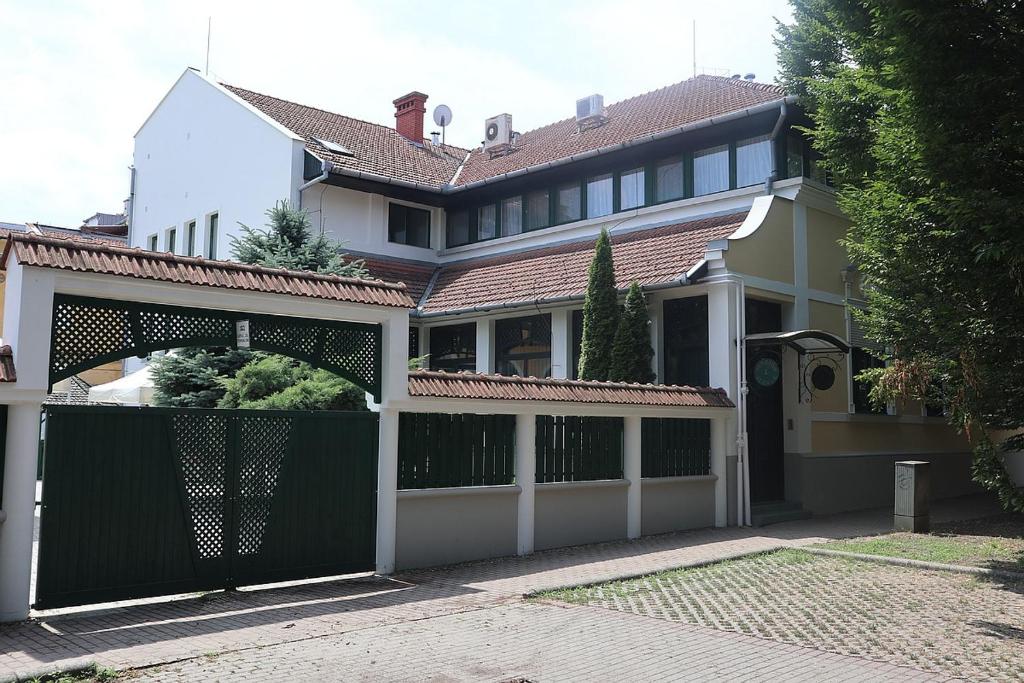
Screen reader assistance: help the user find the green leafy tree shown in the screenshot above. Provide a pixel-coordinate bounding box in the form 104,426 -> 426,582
231,200 -> 368,277
218,356 -> 365,411
777,0 -> 1024,510
578,229 -> 619,381
150,347 -> 254,408
153,201 -> 372,410
608,282 -> 655,384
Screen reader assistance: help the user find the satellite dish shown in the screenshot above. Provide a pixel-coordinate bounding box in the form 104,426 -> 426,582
433,104 -> 453,128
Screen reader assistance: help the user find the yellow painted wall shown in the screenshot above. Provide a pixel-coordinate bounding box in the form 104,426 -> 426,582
806,208 -> 851,295
724,199 -> 795,284
811,420 -> 967,454
807,300 -> 848,412
79,361 -> 125,386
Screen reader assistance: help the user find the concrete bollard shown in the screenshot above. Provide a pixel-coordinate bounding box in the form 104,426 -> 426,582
894,460 -> 930,532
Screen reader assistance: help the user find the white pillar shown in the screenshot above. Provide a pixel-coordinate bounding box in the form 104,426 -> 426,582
375,310 -> 409,575
649,299 -> 663,383
0,401 -> 43,622
475,318 -> 494,374
711,416 -> 728,527
515,413 -> 536,555
549,309 -> 570,379
376,407 -> 399,575
624,415 -> 642,539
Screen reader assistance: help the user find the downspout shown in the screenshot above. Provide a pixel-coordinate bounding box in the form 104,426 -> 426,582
719,273 -> 750,526
765,100 -> 788,195
297,159 -> 333,209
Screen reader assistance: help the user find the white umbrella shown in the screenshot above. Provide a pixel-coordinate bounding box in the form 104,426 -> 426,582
88,364 -> 156,405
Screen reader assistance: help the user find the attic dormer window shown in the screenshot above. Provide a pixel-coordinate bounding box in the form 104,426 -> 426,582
314,137 -> 354,157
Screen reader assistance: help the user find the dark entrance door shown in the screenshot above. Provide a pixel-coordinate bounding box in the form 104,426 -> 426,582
35,405 -> 378,609
745,299 -> 785,503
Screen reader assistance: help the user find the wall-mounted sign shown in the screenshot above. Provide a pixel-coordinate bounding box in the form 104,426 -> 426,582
236,320 -> 250,348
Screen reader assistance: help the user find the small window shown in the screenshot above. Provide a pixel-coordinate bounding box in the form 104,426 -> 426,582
654,158 -> 684,203
185,221 -> 196,256
693,144 -> 730,196
147,234 -> 158,251
525,190 -> 550,231
736,134 -> 773,187
555,183 -> 582,224
429,323 -> 477,372
619,167 -> 645,210
446,210 -> 470,247
495,314 -> 551,378
166,228 -> 176,254
207,213 -> 219,259
478,204 -> 497,241
501,196 -> 522,236
388,203 -> 431,248
852,348 -> 885,414
586,173 -> 613,218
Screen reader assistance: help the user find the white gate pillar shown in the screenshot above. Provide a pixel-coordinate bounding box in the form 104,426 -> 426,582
624,415 -> 642,539
376,309 -> 409,576
549,309 -> 570,380
515,413 -> 536,555
0,401 -> 43,622
475,319 -> 494,374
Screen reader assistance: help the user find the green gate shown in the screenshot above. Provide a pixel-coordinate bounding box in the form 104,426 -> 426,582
35,405 -> 378,609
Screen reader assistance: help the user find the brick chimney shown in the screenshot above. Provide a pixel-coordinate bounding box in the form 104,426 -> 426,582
393,91 -> 428,143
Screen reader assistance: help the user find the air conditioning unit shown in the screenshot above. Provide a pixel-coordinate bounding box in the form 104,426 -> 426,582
576,94 -> 606,122
483,114 -> 513,150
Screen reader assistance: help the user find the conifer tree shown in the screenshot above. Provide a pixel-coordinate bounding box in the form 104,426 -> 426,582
608,281 -> 655,384
577,229 -> 618,381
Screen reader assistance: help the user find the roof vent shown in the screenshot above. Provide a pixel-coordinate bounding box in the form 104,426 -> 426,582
576,94 -> 607,122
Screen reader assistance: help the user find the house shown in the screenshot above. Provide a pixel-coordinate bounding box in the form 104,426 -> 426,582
128,67 -> 974,523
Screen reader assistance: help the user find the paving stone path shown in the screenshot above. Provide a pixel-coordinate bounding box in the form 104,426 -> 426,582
0,495 -> 1000,681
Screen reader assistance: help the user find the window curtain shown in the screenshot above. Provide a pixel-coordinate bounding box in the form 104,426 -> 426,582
655,160 -> 684,202
693,145 -> 729,196
586,174 -> 613,218
526,190 -> 549,230
620,168 -> 645,210
736,135 -> 773,187
556,184 -> 581,223
501,197 -> 522,236
478,204 -> 497,240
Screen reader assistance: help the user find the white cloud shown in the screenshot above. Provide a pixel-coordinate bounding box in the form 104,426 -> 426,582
0,0 -> 791,226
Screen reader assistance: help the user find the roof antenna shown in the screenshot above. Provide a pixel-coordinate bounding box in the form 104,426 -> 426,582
205,17 -> 211,76
692,19 -> 696,78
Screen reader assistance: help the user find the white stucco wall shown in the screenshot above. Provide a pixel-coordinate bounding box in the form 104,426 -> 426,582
130,69 -> 305,258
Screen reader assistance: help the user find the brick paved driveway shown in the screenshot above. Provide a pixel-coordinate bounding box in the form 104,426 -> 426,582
0,494 -> 998,681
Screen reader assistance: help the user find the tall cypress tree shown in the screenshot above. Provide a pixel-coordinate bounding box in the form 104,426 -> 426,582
578,229 -> 618,381
609,281 -> 655,384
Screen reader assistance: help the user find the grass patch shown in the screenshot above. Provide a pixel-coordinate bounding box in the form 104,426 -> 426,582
28,665 -> 118,683
820,531 -> 1024,569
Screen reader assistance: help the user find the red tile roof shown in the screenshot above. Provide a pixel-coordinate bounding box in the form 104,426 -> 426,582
224,84 -> 468,188
420,212 -> 744,314
0,345 -> 15,383
3,232 -> 416,309
358,254 -> 437,303
222,76 -> 786,191
408,370 -> 733,408
453,76 -> 788,187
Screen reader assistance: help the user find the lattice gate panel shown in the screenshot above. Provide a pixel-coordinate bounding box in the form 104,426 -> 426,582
172,413 -> 231,560
50,298 -> 134,380
137,309 -> 235,350
235,415 -> 293,556
318,326 -> 380,396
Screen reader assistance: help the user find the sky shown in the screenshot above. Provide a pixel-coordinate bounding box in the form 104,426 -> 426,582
0,0 -> 793,227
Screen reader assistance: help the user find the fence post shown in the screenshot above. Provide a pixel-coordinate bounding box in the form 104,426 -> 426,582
515,413 -> 536,555
624,415 -> 642,539
376,407 -> 399,575
0,401 -> 43,622
711,416 -> 727,527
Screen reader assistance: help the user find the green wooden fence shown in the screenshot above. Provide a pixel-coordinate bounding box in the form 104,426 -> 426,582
535,416 -> 623,483
397,413 -> 516,489
641,417 -> 711,478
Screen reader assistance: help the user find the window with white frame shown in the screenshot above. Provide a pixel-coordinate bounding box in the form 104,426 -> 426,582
185,220 -> 196,256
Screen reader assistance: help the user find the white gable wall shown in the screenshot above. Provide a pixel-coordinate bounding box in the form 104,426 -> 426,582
131,69 -> 305,259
